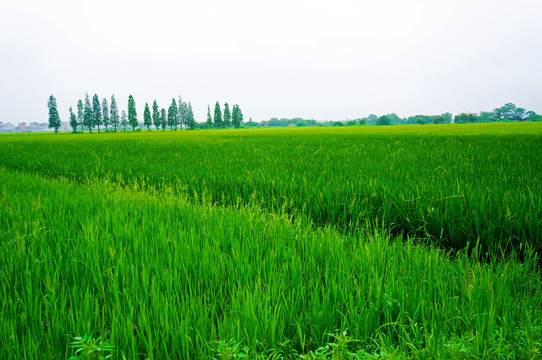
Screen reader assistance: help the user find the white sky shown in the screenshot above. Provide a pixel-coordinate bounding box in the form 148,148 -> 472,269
1,0 -> 541,124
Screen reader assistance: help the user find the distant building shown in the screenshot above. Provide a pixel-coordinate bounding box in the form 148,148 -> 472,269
0,121 -> 15,132
28,122 -> 52,132
16,122 -> 28,132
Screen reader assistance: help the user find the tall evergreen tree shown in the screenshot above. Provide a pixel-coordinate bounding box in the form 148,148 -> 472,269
177,96 -> 184,130
110,95 -> 119,132
101,98 -> 110,131
168,98 -> 178,130
121,110 -> 128,131
127,95 -> 138,130
77,99 -> 84,132
143,103 -> 152,131
47,95 -> 61,134
232,104 -> 239,128
180,100 -> 189,130
173,98 -> 180,130
69,106 -> 78,133
92,94 -> 102,132
187,102 -> 196,130
214,101 -> 223,128
83,93 -> 94,133
223,103 -> 231,129
206,105 -> 213,129
152,100 -> 161,130
160,108 -> 167,131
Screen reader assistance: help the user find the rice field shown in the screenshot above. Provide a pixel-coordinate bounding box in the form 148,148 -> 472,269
1,123 -> 541,359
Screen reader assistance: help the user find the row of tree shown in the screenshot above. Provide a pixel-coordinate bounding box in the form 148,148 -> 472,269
49,97 -> 539,133
207,102 -> 244,129
64,94 -> 197,133
354,103 -> 541,126
235,103 -> 541,128
47,94 -> 245,133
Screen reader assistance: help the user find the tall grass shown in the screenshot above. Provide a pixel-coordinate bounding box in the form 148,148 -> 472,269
1,167 -> 541,359
0,124 -> 541,253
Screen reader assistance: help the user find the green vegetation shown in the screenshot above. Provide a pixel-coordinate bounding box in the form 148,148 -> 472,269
58,94 -> 241,133
77,99 -> 84,132
37,94 -> 542,134
214,101 -> 223,128
102,98 -> 110,132
109,96 -> 119,132
128,95 -> 138,131
92,95 -> 102,133
224,103 -> 232,129
1,124 -> 541,254
83,93 -> 94,133
261,103 -> 541,128
69,106 -> 78,133
1,124 -> 541,359
152,100 -> 160,131
43,92 -> 540,133
143,103 -> 152,131
47,95 -> 61,133
167,98 -> 177,130
232,104 -> 244,129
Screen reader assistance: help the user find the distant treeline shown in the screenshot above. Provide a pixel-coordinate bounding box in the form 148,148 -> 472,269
257,103 -> 539,128
46,94 -> 244,133
47,96 -> 540,133
354,103 -> 542,126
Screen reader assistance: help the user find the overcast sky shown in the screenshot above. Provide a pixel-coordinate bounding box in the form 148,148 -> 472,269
1,0 -> 541,124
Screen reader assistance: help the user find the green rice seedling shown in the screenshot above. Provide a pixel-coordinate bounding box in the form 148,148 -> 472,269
0,123 -> 540,255
211,338 -> 249,359
1,167 -> 541,359
68,334 -> 114,360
